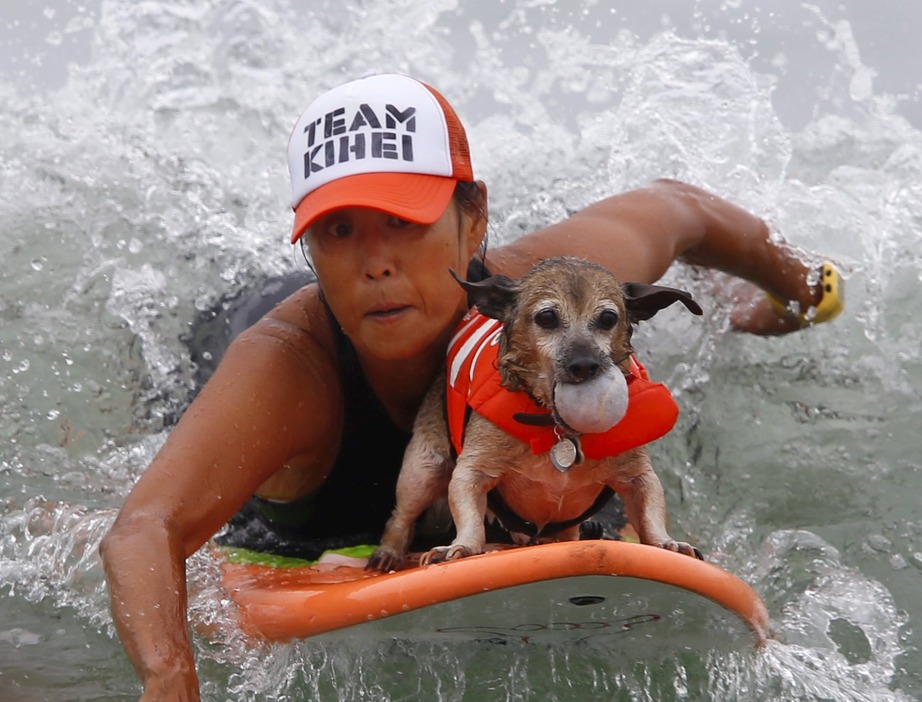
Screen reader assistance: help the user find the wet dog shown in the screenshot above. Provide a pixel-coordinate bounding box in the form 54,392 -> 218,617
369,256 -> 703,571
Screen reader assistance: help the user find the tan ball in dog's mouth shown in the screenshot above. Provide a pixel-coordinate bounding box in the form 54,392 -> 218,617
553,369 -> 629,434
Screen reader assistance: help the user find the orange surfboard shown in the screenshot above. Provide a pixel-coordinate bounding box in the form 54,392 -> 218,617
220,540 -> 770,649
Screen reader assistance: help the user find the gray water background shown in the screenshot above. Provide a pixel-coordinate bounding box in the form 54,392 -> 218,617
1,0 -> 921,700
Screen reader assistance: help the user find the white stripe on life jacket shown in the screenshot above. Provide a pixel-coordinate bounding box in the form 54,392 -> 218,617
448,314 -> 502,387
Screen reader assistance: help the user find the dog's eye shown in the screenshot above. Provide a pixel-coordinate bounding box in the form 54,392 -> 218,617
596,310 -> 619,330
534,309 -> 559,329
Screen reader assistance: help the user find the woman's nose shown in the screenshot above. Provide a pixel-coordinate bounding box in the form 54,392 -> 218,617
365,265 -> 393,280
360,231 -> 397,280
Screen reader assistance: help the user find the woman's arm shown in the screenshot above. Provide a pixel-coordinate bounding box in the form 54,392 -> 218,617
488,179 -> 822,334
100,507 -> 199,699
100,298 -> 342,699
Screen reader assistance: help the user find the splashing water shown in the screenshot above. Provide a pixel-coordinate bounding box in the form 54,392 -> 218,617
2,1 -> 921,699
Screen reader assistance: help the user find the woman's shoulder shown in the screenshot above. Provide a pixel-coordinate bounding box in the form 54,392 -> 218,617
263,280 -> 325,323
223,280 -> 341,383
249,281 -> 334,346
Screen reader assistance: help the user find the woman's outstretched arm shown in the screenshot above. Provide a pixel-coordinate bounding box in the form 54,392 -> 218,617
488,179 -> 833,335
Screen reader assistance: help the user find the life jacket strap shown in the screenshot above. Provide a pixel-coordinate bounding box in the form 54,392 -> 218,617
486,486 -> 616,539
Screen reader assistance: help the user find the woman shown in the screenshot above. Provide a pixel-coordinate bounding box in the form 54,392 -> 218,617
100,73 -> 842,699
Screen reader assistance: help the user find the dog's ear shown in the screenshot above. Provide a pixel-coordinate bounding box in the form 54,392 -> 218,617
621,283 -> 703,322
450,269 -> 519,322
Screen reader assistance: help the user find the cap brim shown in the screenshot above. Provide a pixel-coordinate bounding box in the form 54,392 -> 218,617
291,173 -> 457,244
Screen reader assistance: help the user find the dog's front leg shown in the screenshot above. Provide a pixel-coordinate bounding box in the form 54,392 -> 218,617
421,459 -> 495,565
369,439 -> 453,572
612,450 -> 703,560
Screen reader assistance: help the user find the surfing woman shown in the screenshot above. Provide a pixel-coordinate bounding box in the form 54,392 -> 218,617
100,73 -> 842,699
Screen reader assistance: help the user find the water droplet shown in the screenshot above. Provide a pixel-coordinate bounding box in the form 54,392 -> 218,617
30,257 -> 45,271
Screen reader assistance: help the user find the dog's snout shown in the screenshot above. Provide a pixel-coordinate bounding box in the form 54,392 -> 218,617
567,354 -> 600,381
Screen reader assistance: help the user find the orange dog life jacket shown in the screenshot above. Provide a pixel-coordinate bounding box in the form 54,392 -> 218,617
446,309 -> 679,458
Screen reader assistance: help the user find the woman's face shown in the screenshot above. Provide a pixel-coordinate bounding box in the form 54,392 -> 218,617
305,195 -> 486,362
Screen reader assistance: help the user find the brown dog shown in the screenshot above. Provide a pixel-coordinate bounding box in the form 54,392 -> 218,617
368,256 -> 703,571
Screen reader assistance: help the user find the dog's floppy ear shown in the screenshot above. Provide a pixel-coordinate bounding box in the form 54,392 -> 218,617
450,269 -> 519,322
622,283 -> 703,322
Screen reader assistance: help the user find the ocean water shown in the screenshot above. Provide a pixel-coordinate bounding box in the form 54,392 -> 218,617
1,1 -> 921,700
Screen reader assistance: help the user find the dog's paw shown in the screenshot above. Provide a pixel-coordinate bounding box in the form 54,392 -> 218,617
419,544 -> 476,566
366,547 -> 405,572
660,540 -> 705,561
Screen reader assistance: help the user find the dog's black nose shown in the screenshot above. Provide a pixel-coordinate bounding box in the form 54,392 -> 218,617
567,356 -> 600,381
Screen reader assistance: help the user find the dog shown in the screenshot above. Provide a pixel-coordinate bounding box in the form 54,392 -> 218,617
368,256 -> 704,572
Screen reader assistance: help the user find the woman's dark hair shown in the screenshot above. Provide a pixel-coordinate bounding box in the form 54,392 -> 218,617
453,180 -> 487,221
454,180 -> 489,264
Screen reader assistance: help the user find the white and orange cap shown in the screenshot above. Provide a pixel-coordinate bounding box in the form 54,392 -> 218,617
287,73 -> 473,244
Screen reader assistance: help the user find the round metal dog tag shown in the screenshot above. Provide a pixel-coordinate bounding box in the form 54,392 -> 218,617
550,438 -> 578,472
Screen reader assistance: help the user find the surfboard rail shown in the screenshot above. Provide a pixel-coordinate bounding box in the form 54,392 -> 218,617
220,540 -> 770,644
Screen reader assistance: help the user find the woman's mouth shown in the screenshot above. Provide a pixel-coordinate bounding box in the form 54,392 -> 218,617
367,304 -> 411,319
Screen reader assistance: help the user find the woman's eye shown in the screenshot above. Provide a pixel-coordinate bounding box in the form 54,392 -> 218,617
596,310 -> 618,330
327,221 -> 352,238
534,309 -> 559,329
387,216 -> 412,228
